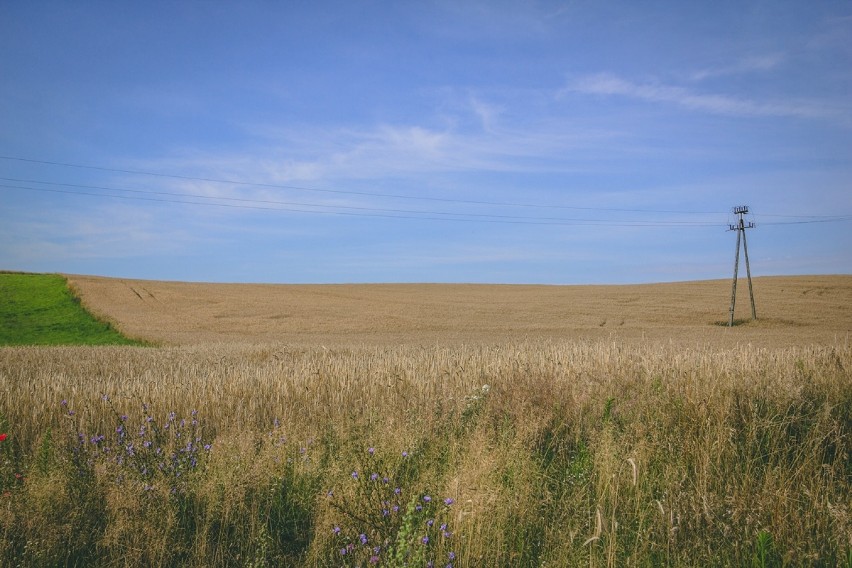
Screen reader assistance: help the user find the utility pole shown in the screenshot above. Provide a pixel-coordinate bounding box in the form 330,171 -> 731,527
728,205 -> 757,327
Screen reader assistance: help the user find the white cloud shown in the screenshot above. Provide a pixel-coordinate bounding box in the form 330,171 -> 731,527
690,54 -> 784,81
567,72 -> 841,121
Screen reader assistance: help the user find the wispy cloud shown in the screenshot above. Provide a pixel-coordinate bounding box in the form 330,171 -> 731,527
567,72 -> 840,121
690,54 -> 784,81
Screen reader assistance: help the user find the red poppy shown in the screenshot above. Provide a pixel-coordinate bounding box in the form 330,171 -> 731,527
0,433 -> 6,442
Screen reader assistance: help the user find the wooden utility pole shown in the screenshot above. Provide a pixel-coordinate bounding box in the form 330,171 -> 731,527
728,205 -> 757,327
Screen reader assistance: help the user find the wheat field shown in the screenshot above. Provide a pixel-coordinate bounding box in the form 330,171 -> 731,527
66,274 -> 852,347
0,274 -> 850,566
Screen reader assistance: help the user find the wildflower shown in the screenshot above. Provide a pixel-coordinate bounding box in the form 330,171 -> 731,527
370,472 -> 379,481
444,497 -> 455,506
448,551 -> 456,561
394,487 -> 401,495
369,555 -> 380,564
333,526 -> 341,535
427,519 -> 434,527
368,447 -> 375,455
423,495 -> 432,503
61,399 -> 67,406
0,433 -> 7,442
359,533 -> 368,545
421,536 -> 429,545
120,415 -> 128,421
351,471 -> 359,480
402,451 -> 408,458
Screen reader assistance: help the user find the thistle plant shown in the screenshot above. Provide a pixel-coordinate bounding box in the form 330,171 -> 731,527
327,447 -> 456,567
63,397 -> 212,496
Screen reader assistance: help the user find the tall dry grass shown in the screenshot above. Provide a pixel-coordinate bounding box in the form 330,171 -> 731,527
0,340 -> 849,566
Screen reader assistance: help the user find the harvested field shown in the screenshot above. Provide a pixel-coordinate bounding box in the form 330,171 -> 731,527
67,274 -> 852,347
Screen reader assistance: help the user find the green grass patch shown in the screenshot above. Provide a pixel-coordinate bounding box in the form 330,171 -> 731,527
0,272 -> 142,346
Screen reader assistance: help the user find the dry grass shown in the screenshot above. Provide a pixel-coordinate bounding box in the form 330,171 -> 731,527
66,274 -> 852,347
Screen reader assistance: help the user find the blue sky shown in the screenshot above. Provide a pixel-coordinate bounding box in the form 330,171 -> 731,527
1,1 -> 850,284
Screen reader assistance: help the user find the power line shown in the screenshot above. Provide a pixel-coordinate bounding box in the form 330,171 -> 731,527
2,156 -> 850,225
0,183 -> 729,227
0,155 -> 726,215
0,177 -> 721,226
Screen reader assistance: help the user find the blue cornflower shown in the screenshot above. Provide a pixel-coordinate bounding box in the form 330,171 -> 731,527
351,471 -> 359,480
359,533 -> 368,545
444,497 -> 455,506
423,495 -> 432,503
421,536 -> 429,545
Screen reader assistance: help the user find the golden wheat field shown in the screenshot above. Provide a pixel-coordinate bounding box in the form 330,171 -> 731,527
66,274 -> 852,347
1,274 -> 850,566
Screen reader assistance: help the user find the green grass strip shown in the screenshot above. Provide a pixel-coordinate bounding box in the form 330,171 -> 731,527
0,272 -> 142,346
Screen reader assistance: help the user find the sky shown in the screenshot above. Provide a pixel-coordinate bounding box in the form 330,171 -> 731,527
1,1 -> 850,284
